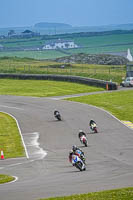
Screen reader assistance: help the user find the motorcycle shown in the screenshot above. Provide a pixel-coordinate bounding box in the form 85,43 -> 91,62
72,155 -> 86,171
54,112 -> 61,121
90,123 -> 98,133
79,135 -> 88,147
75,149 -> 86,164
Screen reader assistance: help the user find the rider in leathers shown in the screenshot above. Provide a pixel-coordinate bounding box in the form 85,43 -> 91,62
89,119 -> 97,129
78,130 -> 86,139
72,145 -> 84,156
54,109 -> 60,117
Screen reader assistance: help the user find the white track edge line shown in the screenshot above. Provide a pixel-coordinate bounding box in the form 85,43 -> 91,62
3,176 -> 18,185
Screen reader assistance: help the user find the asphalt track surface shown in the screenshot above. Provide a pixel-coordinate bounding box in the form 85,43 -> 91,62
0,94 -> 133,200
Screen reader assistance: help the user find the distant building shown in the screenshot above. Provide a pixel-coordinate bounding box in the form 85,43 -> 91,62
8,30 -> 16,37
42,39 -> 78,50
21,30 -> 40,38
8,29 -> 40,38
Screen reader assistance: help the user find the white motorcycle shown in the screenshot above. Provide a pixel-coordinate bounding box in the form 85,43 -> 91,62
72,155 -> 86,171
79,135 -> 88,147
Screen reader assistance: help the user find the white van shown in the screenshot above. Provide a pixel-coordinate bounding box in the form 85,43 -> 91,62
121,77 -> 133,87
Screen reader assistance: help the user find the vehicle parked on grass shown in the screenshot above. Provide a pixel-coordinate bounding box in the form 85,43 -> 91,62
121,77 -> 133,87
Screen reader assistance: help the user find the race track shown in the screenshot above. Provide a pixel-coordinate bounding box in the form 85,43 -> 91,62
0,95 -> 133,200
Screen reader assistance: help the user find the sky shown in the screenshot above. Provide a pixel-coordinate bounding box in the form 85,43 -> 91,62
0,0 -> 133,28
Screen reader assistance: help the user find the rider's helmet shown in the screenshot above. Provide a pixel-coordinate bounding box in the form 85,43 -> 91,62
79,130 -> 83,133
54,109 -> 58,114
90,119 -> 94,124
72,145 -> 77,151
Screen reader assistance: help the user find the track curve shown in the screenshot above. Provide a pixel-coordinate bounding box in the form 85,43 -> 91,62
0,95 -> 133,200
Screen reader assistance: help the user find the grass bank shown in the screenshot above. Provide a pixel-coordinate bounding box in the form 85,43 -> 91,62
67,90 -> 133,123
0,112 -> 25,158
0,174 -> 15,184
0,79 -> 104,97
40,187 -> 133,200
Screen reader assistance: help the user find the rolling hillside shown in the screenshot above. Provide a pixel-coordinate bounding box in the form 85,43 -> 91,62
0,29 -> 133,60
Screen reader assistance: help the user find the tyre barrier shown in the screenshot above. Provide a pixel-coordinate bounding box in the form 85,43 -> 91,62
0,73 -> 118,90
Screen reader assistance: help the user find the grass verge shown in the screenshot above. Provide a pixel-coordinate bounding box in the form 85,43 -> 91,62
0,112 -> 25,158
39,187 -> 133,200
0,174 -> 15,184
67,90 -> 133,122
0,79 -> 104,97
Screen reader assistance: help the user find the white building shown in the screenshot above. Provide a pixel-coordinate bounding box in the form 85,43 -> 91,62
42,39 -> 78,50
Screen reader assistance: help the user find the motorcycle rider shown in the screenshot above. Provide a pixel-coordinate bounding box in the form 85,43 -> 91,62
71,154 -> 76,166
54,109 -> 60,117
54,109 -> 62,120
71,154 -> 86,171
69,150 -> 80,166
70,145 -> 85,164
69,150 -> 74,164
72,145 -> 85,157
78,130 -> 86,139
78,130 -> 88,147
89,119 -> 97,129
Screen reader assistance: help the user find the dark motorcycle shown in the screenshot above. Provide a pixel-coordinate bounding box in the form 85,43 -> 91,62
55,112 -> 61,121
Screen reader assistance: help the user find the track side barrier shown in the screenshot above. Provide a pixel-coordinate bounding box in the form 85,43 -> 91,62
0,74 -> 118,90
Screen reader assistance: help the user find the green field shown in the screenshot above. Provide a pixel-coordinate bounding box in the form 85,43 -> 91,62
0,32 -> 133,59
67,33 -> 133,55
0,50 -> 66,59
0,79 -> 104,97
68,44 -> 133,55
74,33 -> 133,48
